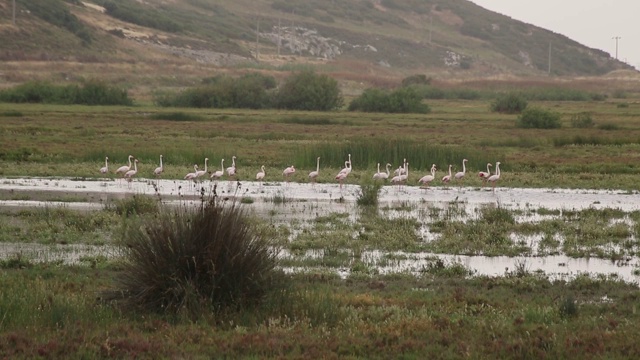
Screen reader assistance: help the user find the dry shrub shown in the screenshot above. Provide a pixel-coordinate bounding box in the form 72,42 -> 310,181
110,193 -> 282,317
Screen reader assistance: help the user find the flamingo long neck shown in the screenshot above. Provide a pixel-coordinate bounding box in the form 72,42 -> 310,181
232,157 -> 236,167
203,159 -> 208,172
105,158 -> 109,167
159,156 -> 163,168
487,163 -> 491,174
462,160 -> 466,173
377,163 -> 380,174
431,166 -> 436,177
496,163 -> 500,177
385,164 -> 390,175
316,158 -> 320,172
128,156 -> 132,167
221,159 -> 224,171
448,165 -> 452,177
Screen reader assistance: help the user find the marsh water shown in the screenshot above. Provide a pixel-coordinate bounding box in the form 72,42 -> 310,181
1,177 -> 639,283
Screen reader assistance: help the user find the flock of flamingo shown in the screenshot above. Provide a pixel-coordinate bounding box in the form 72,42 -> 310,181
99,154 -> 502,191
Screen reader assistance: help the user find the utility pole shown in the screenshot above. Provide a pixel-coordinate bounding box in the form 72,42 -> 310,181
255,17 -> 260,60
612,36 -> 621,59
548,41 -> 551,75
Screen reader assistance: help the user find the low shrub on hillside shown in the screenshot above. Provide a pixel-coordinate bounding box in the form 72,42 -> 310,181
275,71 -> 343,111
490,93 -> 528,114
570,112 -> 595,128
0,80 -> 132,105
349,87 -> 430,114
516,107 -> 561,129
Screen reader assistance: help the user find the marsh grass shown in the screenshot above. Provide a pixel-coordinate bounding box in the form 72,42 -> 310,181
106,195 -> 159,216
109,194 -> 283,317
356,182 -> 381,207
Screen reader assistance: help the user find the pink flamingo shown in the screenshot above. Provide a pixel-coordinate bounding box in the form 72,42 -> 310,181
373,163 -> 391,181
283,165 -> 296,182
418,164 -> 437,188
479,163 -> 492,188
184,164 -> 199,180
226,156 -> 237,177
308,157 -> 320,183
442,164 -> 452,184
256,165 -> 266,181
391,162 -> 409,189
454,159 -> 468,181
124,159 -> 139,188
100,157 -> 109,174
115,155 -> 133,175
487,162 -> 501,192
335,171 -> 348,189
153,155 -> 164,178
210,159 -> 224,180
337,154 -> 352,177
195,158 -> 208,180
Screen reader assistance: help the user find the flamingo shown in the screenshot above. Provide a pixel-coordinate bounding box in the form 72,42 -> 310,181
479,163 -> 493,188
210,159 -> 224,180
487,162 -> 501,192
394,158 -> 407,176
338,154 -> 352,176
185,164 -> 199,180
391,162 -> 409,188
226,156 -> 237,176
283,165 -> 296,182
256,165 -> 266,181
374,163 -> 391,181
124,159 -> 139,187
335,171 -> 348,189
195,158 -> 208,179
115,155 -> 133,175
308,157 -> 320,183
442,164 -> 452,184
454,158 -> 468,189
153,155 -> 164,177
418,164 -> 437,188
100,157 -> 109,174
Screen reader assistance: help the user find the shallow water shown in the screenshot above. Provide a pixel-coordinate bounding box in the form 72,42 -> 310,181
1,177 -> 639,283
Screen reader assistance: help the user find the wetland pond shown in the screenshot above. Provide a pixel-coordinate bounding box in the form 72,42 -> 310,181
1,177 -> 640,284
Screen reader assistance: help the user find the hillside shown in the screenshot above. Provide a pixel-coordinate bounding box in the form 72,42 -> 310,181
0,0 -> 635,87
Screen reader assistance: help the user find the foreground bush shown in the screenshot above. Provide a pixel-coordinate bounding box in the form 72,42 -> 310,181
570,112 -> 595,128
516,107 -> 561,129
111,194 -> 282,316
348,87 -> 430,113
490,93 -> 528,114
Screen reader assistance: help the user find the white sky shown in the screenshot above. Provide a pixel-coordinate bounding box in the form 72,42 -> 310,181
470,0 -> 640,70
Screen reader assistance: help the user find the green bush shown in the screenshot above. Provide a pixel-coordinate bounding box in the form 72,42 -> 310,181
357,182 -> 382,207
0,80 -> 132,105
155,73 -> 276,109
490,93 -> 528,114
570,112 -> 595,128
348,87 -> 430,114
401,74 -> 432,87
275,71 -> 343,111
516,107 -> 561,129
109,196 -> 282,317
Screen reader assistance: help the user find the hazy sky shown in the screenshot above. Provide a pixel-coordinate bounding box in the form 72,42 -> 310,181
470,0 -> 640,70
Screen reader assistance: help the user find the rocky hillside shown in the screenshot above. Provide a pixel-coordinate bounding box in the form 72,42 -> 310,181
0,0 -> 634,79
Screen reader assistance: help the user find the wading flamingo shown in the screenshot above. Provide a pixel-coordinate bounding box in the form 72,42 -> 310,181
418,164 -> 437,188
442,164 -> 452,184
226,156 -> 237,176
185,164 -> 199,180
335,171 -> 348,189
115,155 -> 133,175
256,165 -> 266,181
153,155 -> 164,178
100,157 -> 109,174
308,157 -> 320,183
391,162 -> 409,188
394,158 -> 407,176
338,154 -> 352,177
454,159 -> 468,184
210,159 -> 224,180
373,163 -> 391,181
479,163 -> 492,188
487,162 -> 501,192
283,165 -> 296,182
195,158 -> 208,179
124,159 -> 139,187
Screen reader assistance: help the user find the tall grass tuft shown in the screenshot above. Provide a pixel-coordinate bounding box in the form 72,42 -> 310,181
109,195 -> 282,317
106,195 -> 159,216
357,182 -> 382,207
